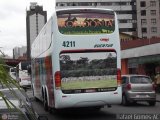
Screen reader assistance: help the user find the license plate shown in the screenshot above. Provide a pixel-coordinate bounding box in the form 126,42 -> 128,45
136,95 -> 149,98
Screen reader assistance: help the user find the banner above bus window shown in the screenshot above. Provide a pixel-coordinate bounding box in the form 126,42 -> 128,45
57,10 -> 115,35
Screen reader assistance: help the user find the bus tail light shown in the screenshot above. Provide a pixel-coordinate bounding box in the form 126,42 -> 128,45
55,71 -> 61,89
117,69 -> 121,86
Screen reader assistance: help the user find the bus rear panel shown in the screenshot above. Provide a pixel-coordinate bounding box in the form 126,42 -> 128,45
54,8 -> 121,108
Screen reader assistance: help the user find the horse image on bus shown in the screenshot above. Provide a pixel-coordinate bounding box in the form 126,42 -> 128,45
31,8 -> 122,111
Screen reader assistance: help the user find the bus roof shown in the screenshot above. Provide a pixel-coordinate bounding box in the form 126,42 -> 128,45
56,7 -> 115,13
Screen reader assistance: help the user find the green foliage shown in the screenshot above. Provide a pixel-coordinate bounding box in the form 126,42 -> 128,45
0,58 -> 21,110
0,58 -> 38,120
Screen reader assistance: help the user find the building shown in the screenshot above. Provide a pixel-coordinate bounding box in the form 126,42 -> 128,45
56,0 -> 137,36
13,46 -> 27,60
121,37 -> 160,78
136,0 -> 160,38
120,33 -> 138,41
56,0 -> 160,38
26,2 -> 47,60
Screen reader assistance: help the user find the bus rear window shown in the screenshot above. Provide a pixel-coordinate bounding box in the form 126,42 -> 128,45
57,9 -> 115,35
60,51 -> 117,93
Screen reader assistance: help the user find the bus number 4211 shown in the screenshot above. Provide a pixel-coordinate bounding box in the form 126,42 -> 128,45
62,41 -> 75,47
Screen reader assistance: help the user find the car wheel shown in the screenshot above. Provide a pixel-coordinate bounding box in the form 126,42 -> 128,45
148,101 -> 156,106
34,97 -> 39,102
122,95 -> 129,106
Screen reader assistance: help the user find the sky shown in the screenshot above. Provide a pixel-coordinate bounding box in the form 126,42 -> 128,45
0,0 -> 55,57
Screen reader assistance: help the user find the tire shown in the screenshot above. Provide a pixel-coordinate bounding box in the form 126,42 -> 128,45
52,108 -> 59,114
34,97 -> 39,102
43,96 -> 48,111
48,107 -> 53,114
93,106 -> 102,111
122,95 -> 129,106
148,101 -> 156,106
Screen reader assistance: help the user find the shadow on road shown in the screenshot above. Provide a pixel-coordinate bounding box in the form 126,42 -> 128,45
51,108 -> 117,120
32,99 -> 117,120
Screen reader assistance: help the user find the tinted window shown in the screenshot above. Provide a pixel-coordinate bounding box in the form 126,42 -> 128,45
60,51 -> 117,93
130,76 -> 152,84
10,68 -> 16,72
21,61 -> 31,70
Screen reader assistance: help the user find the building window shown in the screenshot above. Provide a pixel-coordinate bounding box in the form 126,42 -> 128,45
150,10 -> 156,15
140,1 -> 146,7
119,28 -> 136,32
141,19 -> 147,25
142,36 -> 147,39
151,19 -> 156,25
116,10 -> 136,14
130,2 -> 136,5
152,36 -> 156,38
119,19 -> 137,23
142,28 -> 147,33
119,20 -> 127,23
59,3 -> 66,6
141,10 -> 146,16
100,2 -> 112,6
112,2 -> 120,6
126,2 -> 130,5
151,27 -> 157,33
68,3 -> 78,6
150,1 -> 156,6
78,2 -> 92,6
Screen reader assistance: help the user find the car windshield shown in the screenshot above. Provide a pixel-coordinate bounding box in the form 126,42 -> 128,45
130,76 -> 152,84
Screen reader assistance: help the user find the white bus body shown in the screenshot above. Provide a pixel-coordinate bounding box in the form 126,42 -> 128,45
31,8 -> 122,110
9,67 -> 16,80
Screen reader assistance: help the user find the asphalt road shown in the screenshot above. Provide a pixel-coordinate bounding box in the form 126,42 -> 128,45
27,90 -> 160,120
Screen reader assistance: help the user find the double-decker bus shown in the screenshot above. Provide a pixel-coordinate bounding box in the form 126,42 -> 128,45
31,8 -> 122,111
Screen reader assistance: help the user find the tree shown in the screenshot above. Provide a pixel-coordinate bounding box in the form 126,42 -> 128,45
0,57 -> 47,120
0,58 -> 22,109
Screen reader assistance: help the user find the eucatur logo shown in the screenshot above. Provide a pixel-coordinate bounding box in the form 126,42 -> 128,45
100,38 -> 109,42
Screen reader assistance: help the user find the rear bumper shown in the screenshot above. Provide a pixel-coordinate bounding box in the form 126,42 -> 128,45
126,92 -> 156,102
54,87 -> 122,109
19,82 -> 31,88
